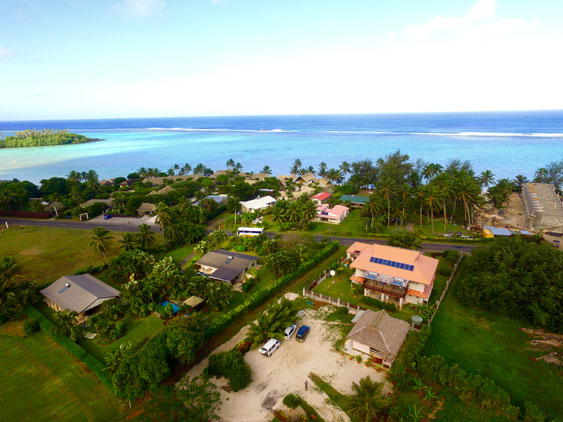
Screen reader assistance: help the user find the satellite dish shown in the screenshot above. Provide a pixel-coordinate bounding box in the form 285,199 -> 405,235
329,270 -> 336,277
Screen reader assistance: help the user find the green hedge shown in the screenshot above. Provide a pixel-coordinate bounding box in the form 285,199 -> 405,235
25,307 -> 115,393
361,295 -> 398,312
204,241 -> 339,339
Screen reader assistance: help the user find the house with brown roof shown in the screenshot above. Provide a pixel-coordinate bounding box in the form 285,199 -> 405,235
195,249 -> 259,284
40,274 -> 120,324
137,202 -> 157,216
347,242 -> 439,308
346,309 -> 410,368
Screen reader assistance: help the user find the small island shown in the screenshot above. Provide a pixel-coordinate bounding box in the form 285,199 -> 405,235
0,129 -> 100,148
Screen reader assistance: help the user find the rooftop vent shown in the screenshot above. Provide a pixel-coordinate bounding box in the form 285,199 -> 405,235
225,256 -> 233,264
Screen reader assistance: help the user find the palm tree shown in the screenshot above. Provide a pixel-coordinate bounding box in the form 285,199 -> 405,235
479,170 -> 495,190
346,377 -> 390,422
155,202 -> 173,231
226,158 -> 235,170
104,342 -> 132,376
204,281 -> 232,311
534,167 -> 548,182
119,232 -> 137,251
136,224 -> 156,251
66,170 -> 82,183
290,158 -> 302,175
301,200 -> 318,225
513,174 -> 529,192
387,229 -> 421,250
285,201 -> 302,223
425,186 -> 442,234
377,176 -> 398,228
89,227 -> 113,264
180,162 -> 192,175
339,161 -> 350,179
261,165 -> 272,175
432,173 -> 454,231
318,162 -> 328,177
246,298 -> 297,348
193,163 -> 206,175
454,173 -> 480,226
361,196 -> 382,230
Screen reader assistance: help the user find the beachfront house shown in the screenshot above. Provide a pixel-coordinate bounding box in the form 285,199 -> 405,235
340,194 -> 370,208
239,195 -> 276,213
40,274 -> 121,324
195,249 -> 259,285
347,242 -> 439,308
314,204 -> 349,224
345,309 -> 410,368
311,192 -> 332,205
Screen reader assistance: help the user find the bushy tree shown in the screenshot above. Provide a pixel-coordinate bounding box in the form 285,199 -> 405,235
208,350 -> 252,392
246,298 -> 297,347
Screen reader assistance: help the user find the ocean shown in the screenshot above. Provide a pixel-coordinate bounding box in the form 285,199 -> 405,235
1,111 -> 562,184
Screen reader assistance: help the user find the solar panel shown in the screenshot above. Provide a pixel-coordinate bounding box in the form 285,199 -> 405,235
370,257 -> 415,271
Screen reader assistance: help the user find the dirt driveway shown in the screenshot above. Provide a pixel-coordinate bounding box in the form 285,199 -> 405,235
187,308 -> 389,422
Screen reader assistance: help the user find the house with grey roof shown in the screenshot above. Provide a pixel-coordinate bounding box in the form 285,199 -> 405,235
40,274 -> 121,323
195,249 -> 259,284
345,309 -> 410,368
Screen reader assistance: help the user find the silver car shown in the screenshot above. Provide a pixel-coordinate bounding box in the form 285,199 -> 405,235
284,324 -> 297,340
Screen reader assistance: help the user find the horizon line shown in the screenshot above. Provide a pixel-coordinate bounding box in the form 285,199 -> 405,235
2,108 -> 563,123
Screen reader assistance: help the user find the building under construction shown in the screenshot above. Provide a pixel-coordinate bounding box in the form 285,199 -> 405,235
522,183 -> 563,231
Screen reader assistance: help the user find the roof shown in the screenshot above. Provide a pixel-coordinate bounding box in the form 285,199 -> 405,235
80,198 -> 113,208
194,194 -> 228,206
311,192 -> 332,202
347,310 -> 410,361
350,242 -> 438,285
137,202 -> 157,213
239,195 -> 276,210
143,175 -> 200,186
347,241 -> 372,255
196,249 -> 259,282
148,185 -> 175,195
40,274 -> 120,314
483,225 -> 513,236
183,296 -> 204,307
317,204 -> 349,218
299,173 -> 317,183
340,194 -> 370,204
317,178 -> 333,186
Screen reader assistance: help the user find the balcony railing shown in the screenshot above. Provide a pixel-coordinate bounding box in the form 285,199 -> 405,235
363,280 -> 407,298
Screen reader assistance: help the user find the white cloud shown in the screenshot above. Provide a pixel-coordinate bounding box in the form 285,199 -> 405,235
0,45 -> 14,60
115,0 -> 165,19
404,0 -> 539,41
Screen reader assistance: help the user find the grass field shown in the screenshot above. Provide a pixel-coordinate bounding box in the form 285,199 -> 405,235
162,244 -> 195,266
0,320 -> 125,421
426,260 -> 563,419
0,226 -> 125,285
80,314 -> 165,361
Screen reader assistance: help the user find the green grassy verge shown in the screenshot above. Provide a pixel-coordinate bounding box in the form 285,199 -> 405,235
425,259 -> 563,419
0,320 -> 124,421
0,226 -> 125,285
80,314 -> 165,361
161,244 -> 195,266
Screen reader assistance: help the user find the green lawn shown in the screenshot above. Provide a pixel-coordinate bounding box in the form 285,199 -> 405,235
0,320 -> 124,421
80,314 -> 164,361
162,244 -> 195,266
426,260 -> 563,419
0,226 -> 126,285
312,269 -> 418,322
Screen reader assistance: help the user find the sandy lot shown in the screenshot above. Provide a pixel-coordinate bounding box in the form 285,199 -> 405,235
187,307 -> 389,422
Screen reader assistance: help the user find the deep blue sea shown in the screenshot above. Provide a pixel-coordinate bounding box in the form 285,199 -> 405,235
1,111 -> 562,184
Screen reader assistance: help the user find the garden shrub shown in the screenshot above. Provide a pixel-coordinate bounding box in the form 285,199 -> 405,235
361,296 -> 398,312
283,393 -> 301,409
208,350 -> 252,392
437,263 -> 453,277
443,249 -> 460,266
23,318 -> 40,335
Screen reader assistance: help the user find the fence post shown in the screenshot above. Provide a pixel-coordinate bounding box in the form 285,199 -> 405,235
303,287 -> 305,296
337,297 -> 340,306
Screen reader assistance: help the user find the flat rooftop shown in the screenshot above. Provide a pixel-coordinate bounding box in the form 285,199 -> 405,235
523,183 -> 563,230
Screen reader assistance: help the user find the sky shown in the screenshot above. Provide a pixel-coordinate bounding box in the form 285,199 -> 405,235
1,0 -> 562,120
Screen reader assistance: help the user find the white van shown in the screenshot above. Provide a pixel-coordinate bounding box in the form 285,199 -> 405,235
259,338 -> 281,357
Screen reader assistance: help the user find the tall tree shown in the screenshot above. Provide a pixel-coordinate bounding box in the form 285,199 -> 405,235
90,227 -> 114,264
377,176 -> 397,228
120,232 -> 137,251
346,377 -> 391,422
137,224 -> 156,251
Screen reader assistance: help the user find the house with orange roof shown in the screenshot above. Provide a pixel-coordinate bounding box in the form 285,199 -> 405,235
347,242 -> 439,308
311,192 -> 332,205
314,204 -> 349,224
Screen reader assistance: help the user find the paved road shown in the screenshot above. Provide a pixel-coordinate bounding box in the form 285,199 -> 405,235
3,217 -> 477,252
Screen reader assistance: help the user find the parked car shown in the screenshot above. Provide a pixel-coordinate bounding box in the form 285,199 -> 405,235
104,214 -> 112,220
296,326 -> 310,342
259,338 -> 281,357
284,324 -> 297,340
